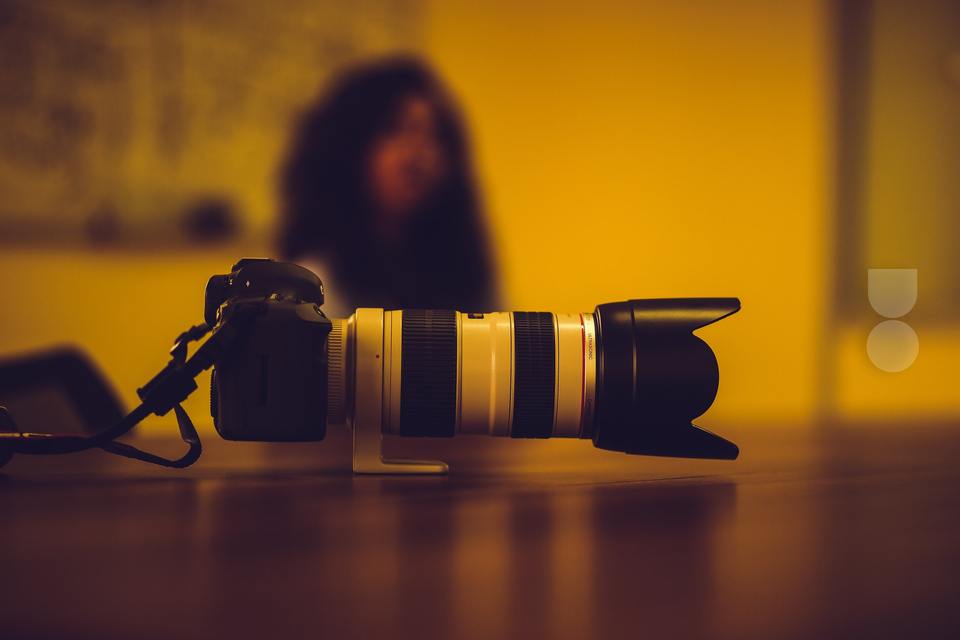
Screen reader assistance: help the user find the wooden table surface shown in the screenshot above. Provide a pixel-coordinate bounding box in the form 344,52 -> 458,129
2,422 -> 959,639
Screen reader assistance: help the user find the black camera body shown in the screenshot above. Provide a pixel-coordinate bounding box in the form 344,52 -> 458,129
206,259 -> 332,442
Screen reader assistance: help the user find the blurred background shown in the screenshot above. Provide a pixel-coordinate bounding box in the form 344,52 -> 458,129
0,0 -> 957,432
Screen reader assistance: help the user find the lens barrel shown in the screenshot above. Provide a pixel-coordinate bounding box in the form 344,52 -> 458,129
373,300 -> 738,459
379,310 -> 594,440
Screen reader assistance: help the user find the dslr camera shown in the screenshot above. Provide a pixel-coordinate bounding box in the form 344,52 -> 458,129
205,259 -> 740,473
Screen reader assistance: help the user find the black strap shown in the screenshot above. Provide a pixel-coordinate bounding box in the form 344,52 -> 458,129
98,405 -> 202,468
0,313 -> 252,469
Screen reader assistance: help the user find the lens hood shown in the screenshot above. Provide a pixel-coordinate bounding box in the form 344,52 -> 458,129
592,298 -> 741,459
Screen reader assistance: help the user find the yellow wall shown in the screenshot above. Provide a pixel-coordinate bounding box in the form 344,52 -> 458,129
1,1 -> 836,429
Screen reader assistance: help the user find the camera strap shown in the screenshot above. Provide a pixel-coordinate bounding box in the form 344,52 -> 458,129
97,404 -> 201,468
0,314 -> 252,470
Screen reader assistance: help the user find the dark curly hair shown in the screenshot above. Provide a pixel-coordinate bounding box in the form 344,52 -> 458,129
278,57 -> 497,311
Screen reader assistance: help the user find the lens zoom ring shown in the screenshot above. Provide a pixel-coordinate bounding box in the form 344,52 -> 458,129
511,312 -> 555,438
400,309 -> 458,437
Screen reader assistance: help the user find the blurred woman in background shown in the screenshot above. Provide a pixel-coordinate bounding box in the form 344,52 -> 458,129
279,57 -> 498,316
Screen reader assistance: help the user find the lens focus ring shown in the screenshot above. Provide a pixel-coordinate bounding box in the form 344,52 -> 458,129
511,312 -> 555,438
399,310 -> 458,437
